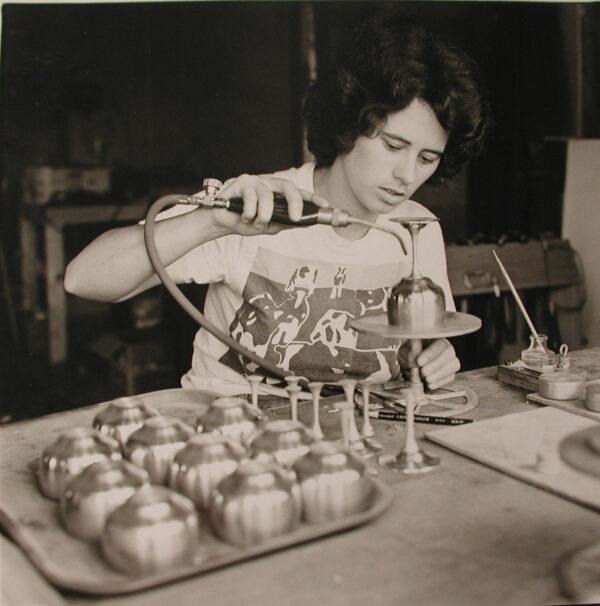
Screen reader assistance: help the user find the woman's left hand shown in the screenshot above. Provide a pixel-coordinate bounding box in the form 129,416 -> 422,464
398,338 -> 460,390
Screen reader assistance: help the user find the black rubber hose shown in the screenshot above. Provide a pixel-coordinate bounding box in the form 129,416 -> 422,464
143,195 -> 289,382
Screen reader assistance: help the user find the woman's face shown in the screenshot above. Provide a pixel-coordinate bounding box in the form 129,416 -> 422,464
338,98 -> 448,220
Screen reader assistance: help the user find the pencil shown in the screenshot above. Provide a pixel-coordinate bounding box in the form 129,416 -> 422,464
360,409 -> 473,425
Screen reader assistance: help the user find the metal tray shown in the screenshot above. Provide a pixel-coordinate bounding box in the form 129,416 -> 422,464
0,389 -> 393,596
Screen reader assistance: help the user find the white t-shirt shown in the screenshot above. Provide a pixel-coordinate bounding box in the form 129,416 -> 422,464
154,163 -> 454,395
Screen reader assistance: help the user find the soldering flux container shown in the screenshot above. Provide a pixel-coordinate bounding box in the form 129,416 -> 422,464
124,416 -> 195,485
292,440 -> 371,523
169,433 -> 246,509
539,372 -> 585,401
248,419 -> 316,468
60,459 -> 149,540
101,485 -> 199,575
208,459 -> 300,546
92,396 -> 157,447
38,428 -> 122,500
196,397 -> 263,445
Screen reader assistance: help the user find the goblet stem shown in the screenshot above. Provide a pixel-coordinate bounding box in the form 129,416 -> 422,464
359,382 -> 375,438
406,339 -> 424,388
308,382 -> 324,440
336,379 -> 382,457
378,385 -> 440,473
285,376 -> 304,422
338,380 -> 362,443
247,375 -> 262,410
403,391 -> 419,455
410,223 -> 420,278
334,398 -> 352,448
286,385 -> 301,422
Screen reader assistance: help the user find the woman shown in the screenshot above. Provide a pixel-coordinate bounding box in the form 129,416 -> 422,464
65,15 -> 490,396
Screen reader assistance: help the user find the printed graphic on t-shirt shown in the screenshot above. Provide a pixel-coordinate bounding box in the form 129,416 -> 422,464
219,248 -> 404,382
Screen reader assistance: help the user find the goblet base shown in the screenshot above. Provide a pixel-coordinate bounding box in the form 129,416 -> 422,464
349,437 -> 383,459
378,449 -> 440,473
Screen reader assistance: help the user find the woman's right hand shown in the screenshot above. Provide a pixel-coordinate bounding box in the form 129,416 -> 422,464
210,173 -> 330,236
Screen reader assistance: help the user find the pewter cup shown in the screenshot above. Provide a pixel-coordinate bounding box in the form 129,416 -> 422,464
60,459 -> 149,540
124,416 -> 195,485
196,397 -> 263,445
386,217 -> 446,329
387,275 -> 446,329
92,396 -> 157,447
208,459 -> 300,546
292,440 -> 372,523
38,428 -> 122,500
248,420 -> 316,468
101,485 -> 199,575
169,433 -> 247,509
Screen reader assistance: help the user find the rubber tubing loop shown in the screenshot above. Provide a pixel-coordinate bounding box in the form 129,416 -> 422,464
143,195 -> 293,385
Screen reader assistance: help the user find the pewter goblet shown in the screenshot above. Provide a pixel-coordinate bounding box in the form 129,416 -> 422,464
60,459 -> 149,540
101,485 -> 199,575
387,217 -> 446,329
350,216 -> 482,473
337,379 -> 380,458
248,419 -> 316,468
293,440 -> 373,523
38,428 -> 122,500
124,416 -> 195,485
169,433 -> 246,509
208,459 -> 300,546
196,396 -> 263,445
92,396 -> 157,447
378,389 -> 440,473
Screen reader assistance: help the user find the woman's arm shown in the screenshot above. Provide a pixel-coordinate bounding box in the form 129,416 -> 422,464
64,174 -> 328,303
64,208 -> 230,302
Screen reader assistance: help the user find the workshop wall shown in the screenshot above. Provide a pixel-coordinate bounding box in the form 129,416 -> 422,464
1,2 -> 306,418
2,3 -> 304,181
1,2 -> 599,419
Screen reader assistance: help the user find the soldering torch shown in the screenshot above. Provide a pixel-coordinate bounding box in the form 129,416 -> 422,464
178,179 -> 407,248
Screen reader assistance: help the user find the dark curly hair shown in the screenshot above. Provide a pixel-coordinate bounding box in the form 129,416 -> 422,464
304,15 -> 490,185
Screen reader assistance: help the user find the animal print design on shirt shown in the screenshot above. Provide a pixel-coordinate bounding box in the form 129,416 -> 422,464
220,252 -> 401,383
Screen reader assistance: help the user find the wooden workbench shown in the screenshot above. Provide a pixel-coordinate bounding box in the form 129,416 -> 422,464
19,201 -> 149,364
2,350 -> 600,606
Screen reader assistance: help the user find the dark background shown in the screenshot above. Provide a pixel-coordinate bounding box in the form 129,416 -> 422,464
1,1 -> 599,420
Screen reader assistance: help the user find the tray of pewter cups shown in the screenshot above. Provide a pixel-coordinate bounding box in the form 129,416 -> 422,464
0,388 -> 393,595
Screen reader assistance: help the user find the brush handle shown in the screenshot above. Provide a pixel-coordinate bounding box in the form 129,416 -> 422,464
492,250 -> 540,341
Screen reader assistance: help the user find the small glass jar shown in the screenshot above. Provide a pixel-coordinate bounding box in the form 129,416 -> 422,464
521,334 -> 556,371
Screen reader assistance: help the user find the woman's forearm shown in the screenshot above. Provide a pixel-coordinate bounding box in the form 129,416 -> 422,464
64,208 -> 230,302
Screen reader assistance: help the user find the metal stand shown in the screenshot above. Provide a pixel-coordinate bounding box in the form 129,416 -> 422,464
351,315 -> 481,474
378,388 -> 440,472
350,217 -> 482,474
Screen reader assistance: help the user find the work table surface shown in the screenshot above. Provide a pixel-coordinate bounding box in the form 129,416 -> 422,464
2,349 -> 600,606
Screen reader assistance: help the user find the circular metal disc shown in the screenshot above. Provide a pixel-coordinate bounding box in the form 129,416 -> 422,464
559,426 -> 600,479
350,312 -> 482,339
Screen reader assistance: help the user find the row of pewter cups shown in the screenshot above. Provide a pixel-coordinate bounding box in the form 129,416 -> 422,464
79,440 -> 370,577
39,390 -> 351,500
60,436 -> 371,574
38,396 -> 373,574
38,395 -> 261,500
57,418 -> 368,534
